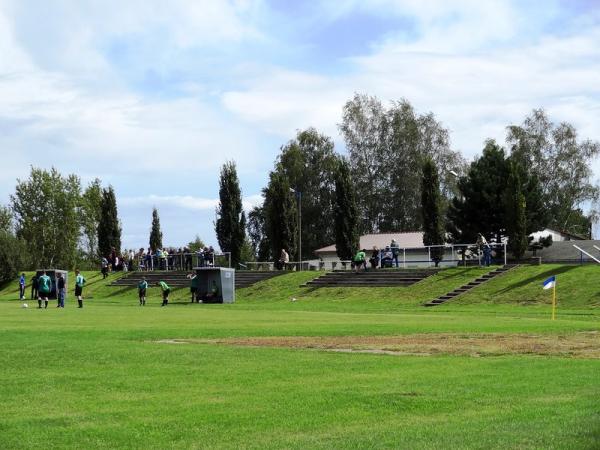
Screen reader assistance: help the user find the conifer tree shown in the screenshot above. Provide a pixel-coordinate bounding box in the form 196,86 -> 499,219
97,186 -> 121,258
215,161 -> 245,268
421,158 -> 445,266
505,162 -> 528,260
263,171 -> 296,259
333,158 -> 359,261
149,207 -> 163,251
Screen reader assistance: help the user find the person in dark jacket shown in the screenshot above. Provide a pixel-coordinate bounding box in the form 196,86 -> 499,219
369,247 -> 380,270
31,274 -> 39,300
56,272 -> 66,308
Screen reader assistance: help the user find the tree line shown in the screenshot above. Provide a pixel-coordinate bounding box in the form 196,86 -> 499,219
0,169 -> 121,282
242,95 -> 599,263
1,94 -> 598,280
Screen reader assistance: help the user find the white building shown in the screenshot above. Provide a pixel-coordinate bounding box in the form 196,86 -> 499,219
314,232 -> 450,268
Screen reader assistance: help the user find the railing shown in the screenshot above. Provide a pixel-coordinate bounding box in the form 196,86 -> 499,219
239,242 -> 508,271
132,252 -> 232,271
573,245 -> 600,264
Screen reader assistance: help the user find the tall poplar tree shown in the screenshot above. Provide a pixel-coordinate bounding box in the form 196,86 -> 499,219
97,186 -> 121,258
504,162 -> 528,260
215,161 -> 245,268
80,178 -> 103,260
263,171 -> 296,259
333,158 -> 359,261
247,205 -> 271,261
149,207 -> 163,251
421,158 -> 445,266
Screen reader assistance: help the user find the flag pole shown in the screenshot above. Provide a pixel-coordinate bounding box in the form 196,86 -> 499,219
552,283 -> 556,321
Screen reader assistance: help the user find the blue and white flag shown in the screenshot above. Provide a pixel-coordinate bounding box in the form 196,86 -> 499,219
542,275 -> 556,290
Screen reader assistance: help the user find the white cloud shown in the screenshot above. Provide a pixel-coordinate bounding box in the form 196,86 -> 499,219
222,4 -> 600,162
120,195 -> 218,211
1,0 -> 600,247
120,193 -> 263,212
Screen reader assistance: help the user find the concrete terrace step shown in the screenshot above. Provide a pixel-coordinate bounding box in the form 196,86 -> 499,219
424,265 -> 519,307
304,269 -> 438,288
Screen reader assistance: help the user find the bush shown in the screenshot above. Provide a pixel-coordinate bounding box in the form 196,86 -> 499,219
0,231 -> 29,284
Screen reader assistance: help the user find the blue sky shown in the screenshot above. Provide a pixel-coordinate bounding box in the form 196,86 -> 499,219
1,0 -> 599,249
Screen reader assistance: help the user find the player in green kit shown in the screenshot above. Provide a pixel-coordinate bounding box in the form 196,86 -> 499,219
75,270 -> 86,308
156,281 -> 170,306
138,277 -> 148,306
37,271 -> 52,309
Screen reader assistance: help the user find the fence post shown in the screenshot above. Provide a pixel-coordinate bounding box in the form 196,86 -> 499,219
403,249 -> 406,268
428,247 -> 431,267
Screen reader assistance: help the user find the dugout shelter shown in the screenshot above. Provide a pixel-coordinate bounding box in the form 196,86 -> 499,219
194,267 -> 235,303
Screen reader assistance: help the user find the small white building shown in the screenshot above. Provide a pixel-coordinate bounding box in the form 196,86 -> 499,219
314,232 -> 448,268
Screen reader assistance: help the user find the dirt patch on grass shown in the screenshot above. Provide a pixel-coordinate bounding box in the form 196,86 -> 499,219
155,332 -> 600,358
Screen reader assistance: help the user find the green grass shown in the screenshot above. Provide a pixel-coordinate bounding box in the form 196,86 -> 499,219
0,265 -> 599,448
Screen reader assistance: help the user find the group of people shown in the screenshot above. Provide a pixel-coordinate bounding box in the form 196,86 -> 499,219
136,277 -> 171,306
22,270 -> 86,308
100,246 -> 218,277
100,246 -> 133,277
351,239 -> 401,273
135,273 -> 221,306
139,246 -> 216,271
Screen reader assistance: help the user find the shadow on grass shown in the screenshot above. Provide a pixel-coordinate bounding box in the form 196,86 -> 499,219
496,265 -> 579,294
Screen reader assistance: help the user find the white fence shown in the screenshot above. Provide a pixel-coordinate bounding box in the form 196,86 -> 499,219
243,242 -> 507,271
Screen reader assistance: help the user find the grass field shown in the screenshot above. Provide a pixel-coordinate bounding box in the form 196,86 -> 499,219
1,265 -> 599,449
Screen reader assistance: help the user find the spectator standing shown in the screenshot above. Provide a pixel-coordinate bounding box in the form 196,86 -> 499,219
75,270 -> 86,308
184,247 -> 192,271
56,272 -> 65,308
18,273 -> 26,300
157,281 -> 171,306
352,249 -> 367,273
37,271 -> 52,309
369,247 -> 380,270
390,239 -> 400,267
161,248 -> 169,270
146,247 -> 153,270
110,246 -> 117,270
476,233 -> 489,266
207,246 -> 215,267
31,274 -> 39,300
277,248 -> 289,270
198,247 -> 207,267
483,244 -> 492,266
101,257 -> 109,279
138,276 -> 148,306
381,247 -> 393,267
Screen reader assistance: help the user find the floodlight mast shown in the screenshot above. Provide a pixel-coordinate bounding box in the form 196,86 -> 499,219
290,188 -> 302,270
